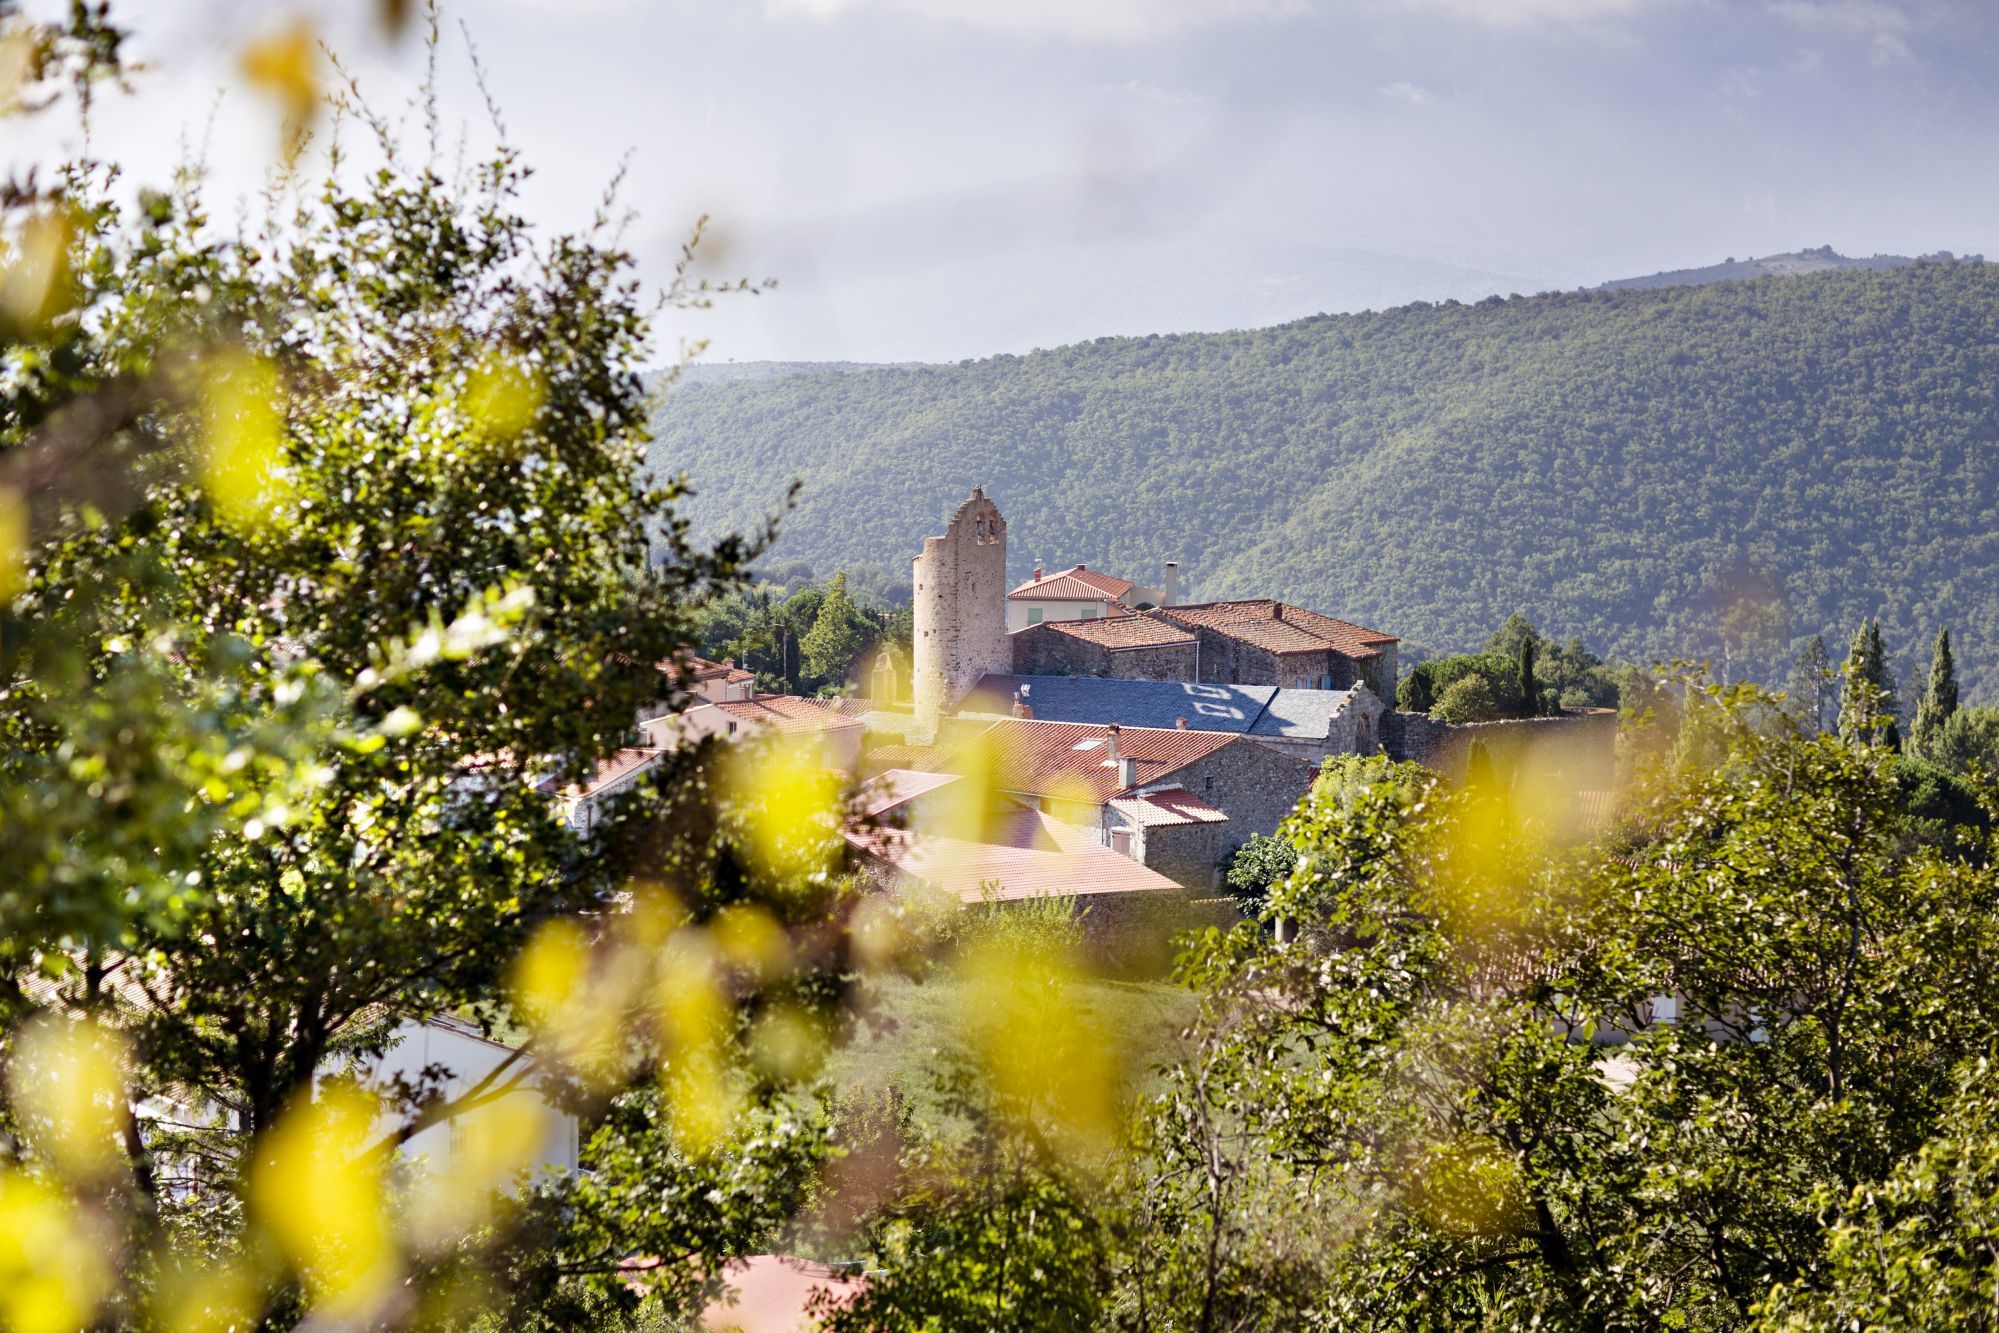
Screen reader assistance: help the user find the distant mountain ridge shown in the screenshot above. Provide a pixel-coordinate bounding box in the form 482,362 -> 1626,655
1597,245 -> 1982,292
649,260 -> 1999,702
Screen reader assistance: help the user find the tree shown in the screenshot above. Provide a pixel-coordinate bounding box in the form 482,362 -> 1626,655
799,571 -> 876,689
1133,678 -> 1999,1329
1790,634 -> 1835,734
1223,832 -> 1297,911
1910,626 -> 1960,761
0,21 -> 857,1328
1396,668 -> 1435,714
1515,634 -> 1538,717
1837,618 -> 1899,748
1431,674 -> 1501,725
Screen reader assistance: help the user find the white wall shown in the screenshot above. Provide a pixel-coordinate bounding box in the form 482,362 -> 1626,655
642,703 -> 863,772
366,1018 -> 579,1179
1004,597 -> 1113,632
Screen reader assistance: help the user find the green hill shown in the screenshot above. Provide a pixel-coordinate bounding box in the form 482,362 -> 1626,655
647,260 -> 1999,701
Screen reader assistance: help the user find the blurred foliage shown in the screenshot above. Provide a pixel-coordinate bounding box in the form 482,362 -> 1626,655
1114,679 -> 1999,1329
649,260 -> 1999,703
0,7 -> 869,1327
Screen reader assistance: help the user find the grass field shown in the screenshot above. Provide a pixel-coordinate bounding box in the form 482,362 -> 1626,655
824,969 -> 1200,1123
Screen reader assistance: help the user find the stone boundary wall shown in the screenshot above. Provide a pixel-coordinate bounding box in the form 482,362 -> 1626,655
1383,709 -> 1616,788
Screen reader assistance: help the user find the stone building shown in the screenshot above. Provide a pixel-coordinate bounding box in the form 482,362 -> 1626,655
1153,600 -> 1400,701
911,488 -> 1012,735
960,674 -> 1388,767
1005,561 -> 1181,629
946,717 -> 1316,889
1008,615 -> 1198,680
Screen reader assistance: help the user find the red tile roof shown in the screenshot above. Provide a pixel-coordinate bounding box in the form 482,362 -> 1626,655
1020,615 -> 1193,651
1007,564 -> 1135,602
1109,786 -> 1231,827
539,746 -> 664,798
862,743 -> 953,775
848,822 -> 1182,903
657,654 -> 757,686
860,768 -> 963,818
713,695 -> 864,736
1157,600 -> 1397,659
949,719 -> 1238,803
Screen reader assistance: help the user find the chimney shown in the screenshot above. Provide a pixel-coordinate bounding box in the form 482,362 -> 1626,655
1175,716 -> 1188,730
1105,723 -> 1121,768
1033,563 -> 1044,581
1118,755 -> 1139,789
1161,561 -> 1179,608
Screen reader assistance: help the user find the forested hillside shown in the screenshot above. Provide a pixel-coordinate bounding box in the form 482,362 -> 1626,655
648,260 -> 1999,700
1595,245 -> 1940,291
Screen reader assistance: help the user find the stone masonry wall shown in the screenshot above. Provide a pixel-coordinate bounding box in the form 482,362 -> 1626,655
1007,626 -> 1198,681
1169,739 -> 1318,863
1383,709 -> 1616,789
912,488 -> 1012,736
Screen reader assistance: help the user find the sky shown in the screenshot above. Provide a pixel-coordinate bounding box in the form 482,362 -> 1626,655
11,0 -> 1999,363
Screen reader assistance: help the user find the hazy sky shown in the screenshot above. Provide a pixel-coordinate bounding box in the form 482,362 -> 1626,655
13,0 -> 1999,362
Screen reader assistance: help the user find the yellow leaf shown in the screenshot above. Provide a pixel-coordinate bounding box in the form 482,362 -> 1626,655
465,352 -> 546,447
200,351 -> 291,528
239,21 -> 320,154
6,1017 -> 129,1179
250,1085 -> 397,1319
0,487 -> 25,602
0,1171 -> 111,1333
0,209 -> 77,336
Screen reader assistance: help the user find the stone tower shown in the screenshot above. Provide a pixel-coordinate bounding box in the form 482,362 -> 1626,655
912,486 -> 1011,734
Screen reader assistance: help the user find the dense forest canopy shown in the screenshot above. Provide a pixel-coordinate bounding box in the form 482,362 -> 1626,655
649,261 -> 1999,701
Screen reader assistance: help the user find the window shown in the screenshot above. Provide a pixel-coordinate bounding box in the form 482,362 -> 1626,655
1027,608 -> 1043,625
1080,607 -> 1098,620
1109,829 -> 1134,858
726,721 -> 738,736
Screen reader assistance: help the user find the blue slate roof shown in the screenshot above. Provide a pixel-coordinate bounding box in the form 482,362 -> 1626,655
966,674 -> 1358,740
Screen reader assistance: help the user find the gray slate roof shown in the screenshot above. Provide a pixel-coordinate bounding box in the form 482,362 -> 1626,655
965,675 -> 1358,741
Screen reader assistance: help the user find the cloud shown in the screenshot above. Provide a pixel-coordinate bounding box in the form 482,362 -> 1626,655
1767,0 -> 1911,32
761,0 -> 1308,42
1112,80 -> 1207,105
1389,0 -> 1667,26
1378,80 -> 1434,105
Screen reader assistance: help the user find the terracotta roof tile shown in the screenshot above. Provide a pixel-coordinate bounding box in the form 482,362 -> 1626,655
1022,615 -> 1194,651
848,821 -> 1182,903
863,743 -> 953,774
1158,600 -> 1397,659
948,718 -> 1238,803
1008,564 -> 1135,601
713,695 -> 864,736
1109,786 -> 1231,827
653,653 -> 756,686
538,746 -> 664,798
860,768 -> 963,818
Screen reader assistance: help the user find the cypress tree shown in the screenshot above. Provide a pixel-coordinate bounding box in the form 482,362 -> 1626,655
1837,618 -> 1901,747
1791,635 -> 1833,735
1516,636 -> 1538,719
1465,739 -> 1497,792
1911,626 -> 1960,761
